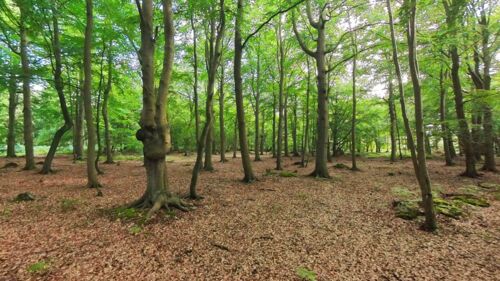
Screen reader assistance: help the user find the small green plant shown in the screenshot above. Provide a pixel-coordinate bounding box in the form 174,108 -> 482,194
264,169 -> 276,176
27,260 -> 50,274
128,224 -> 143,235
279,171 -> 297,177
1,208 -> 12,218
391,186 -> 416,200
296,267 -> 317,281
114,207 -> 141,220
60,199 -> 79,212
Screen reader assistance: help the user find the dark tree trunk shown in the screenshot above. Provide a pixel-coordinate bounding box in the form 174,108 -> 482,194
7,73 -> 17,158
42,4 -> 74,174
300,58 -> 311,167
19,3 -> 35,170
233,117 -> 237,158
233,0 -> 255,182
471,113 -> 482,161
292,94 -> 299,156
388,77 -> 397,162
272,91 -> 276,158
276,20 -> 284,170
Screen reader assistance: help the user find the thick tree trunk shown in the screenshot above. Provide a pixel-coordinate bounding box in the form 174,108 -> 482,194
83,0 -> 99,187
7,73 -> 17,158
482,105 -> 496,171
19,4 -> 35,170
233,0 -> 255,182
300,58 -> 311,167
471,113 -> 482,161
42,5 -> 74,174
203,102 -> 214,171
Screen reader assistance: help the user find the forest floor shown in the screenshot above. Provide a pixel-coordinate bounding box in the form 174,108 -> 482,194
0,153 -> 499,281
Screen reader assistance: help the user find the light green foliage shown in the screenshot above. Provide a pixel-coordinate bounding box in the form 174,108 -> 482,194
128,224 -> 143,235
296,267 -> 317,281
27,260 -> 50,274
279,171 -> 297,177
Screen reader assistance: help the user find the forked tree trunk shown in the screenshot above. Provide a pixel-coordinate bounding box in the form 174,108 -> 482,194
7,73 -> 17,158
189,1 -> 225,198
387,0 -> 436,231
19,3 -> 35,170
82,0 -> 99,187
42,4 -> 74,174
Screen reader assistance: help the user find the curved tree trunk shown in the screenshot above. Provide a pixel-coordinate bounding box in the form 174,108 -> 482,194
42,4 -> 74,174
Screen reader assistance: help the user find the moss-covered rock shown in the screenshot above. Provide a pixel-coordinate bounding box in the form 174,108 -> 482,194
393,200 -> 422,220
433,198 -> 462,219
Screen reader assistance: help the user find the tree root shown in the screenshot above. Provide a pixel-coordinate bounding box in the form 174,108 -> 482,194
129,195 -> 195,219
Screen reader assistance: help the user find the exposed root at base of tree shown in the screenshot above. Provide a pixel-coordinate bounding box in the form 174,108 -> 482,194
129,195 -> 194,218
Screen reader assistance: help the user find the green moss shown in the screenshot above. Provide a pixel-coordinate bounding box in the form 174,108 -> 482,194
279,171 -> 297,177
27,260 -> 50,274
433,198 -> 462,219
333,163 -> 349,169
60,199 -> 79,212
449,194 -> 490,207
296,267 -> 317,281
264,169 -> 276,176
128,224 -> 143,235
391,186 -> 416,200
393,200 -> 422,220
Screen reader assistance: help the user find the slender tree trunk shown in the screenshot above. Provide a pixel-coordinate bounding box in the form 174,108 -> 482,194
83,0 -> 99,187
233,117 -> 237,158
443,0 -> 478,177
292,94 -> 299,156
189,2 -> 225,198
387,0 -> 436,231
73,68 -> 84,160
439,68 -> 453,166
42,4 -> 74,174
350,34 -> 358,171
219,66 -> 227,162
233,0 -> 255,182
102,43 -> 114,164
7,73 -> 17,158
388,77 -> 397,162
261,108 -> 265,155
284,88 -> 289,157
300,58 -> 311,167
19,4 -> 35,170
272,91 -> 276,158
254,49 -> 261,161
276,19 -> 284,170
471,112 -> 482,161
191,15 -> 200,143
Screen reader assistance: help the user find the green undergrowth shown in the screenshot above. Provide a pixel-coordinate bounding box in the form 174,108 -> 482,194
296,267 -> 317,281
27,260 -> 51,275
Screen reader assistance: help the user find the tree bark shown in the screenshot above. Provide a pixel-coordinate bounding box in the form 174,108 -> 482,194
83,0 -> 99,187
388,76 -> 397,163
253,48 -> 261,161
443,0 -> 478,177
42,4 -> 74,174
300,58 -> 311,167
439,69 -> 454,166
102,43 -> 114,164
19,2 -> 35,170
190,14 -> 200,143
7,73 -> 17,158
219,65 -> 227,162
233,0 -> 255,182
350,28 -> 358,171
73,67 -> 84,160
276,18 -> 285,170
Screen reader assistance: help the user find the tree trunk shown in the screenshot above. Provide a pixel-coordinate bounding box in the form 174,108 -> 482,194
233,0 -> 255,182
388,76 -> 397,162
190,15 -> 200,143
439,68 -> 454,166
233,117 -> 237,158
387,0 -> 436,231
102,43 -> 114,164
42,4 -> 74,174
19,3 -> 35,170
300,58 -> 311,167
350,31 -> 358,171
284,88 -> 289,157
254,49 -> 261,161
443,0 -> 478,177
276,19 -> 284,170
219,65 -> 227,162
73,68 -> 84,160
189,1 -> 225,198
83,0 -> 99,187
292,94 -> 299,156
272,91 -> 276,158
7,73 -> 17,158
